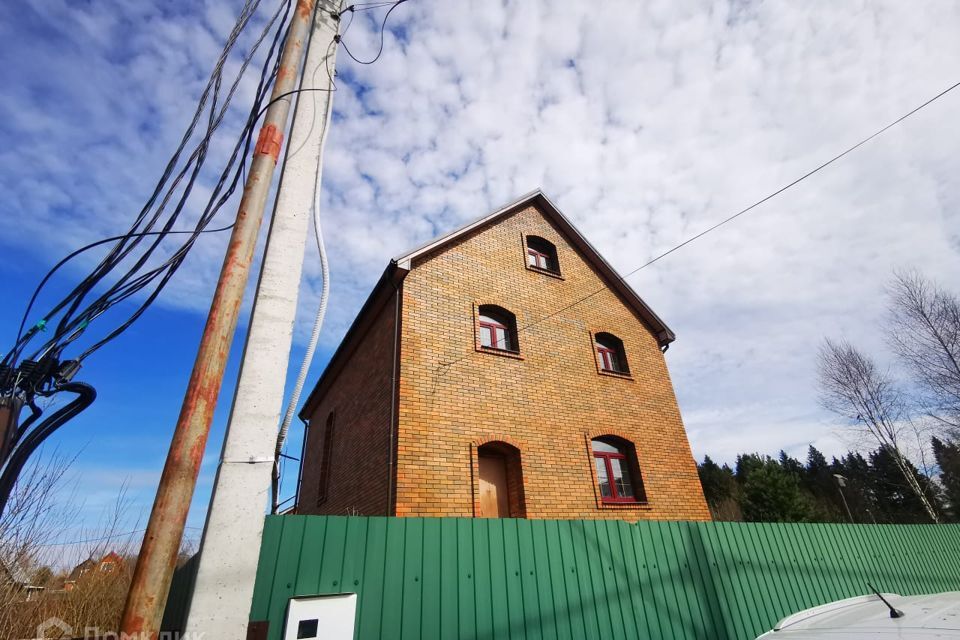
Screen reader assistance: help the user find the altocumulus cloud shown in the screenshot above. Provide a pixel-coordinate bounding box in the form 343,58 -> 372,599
2,0 -> 960,467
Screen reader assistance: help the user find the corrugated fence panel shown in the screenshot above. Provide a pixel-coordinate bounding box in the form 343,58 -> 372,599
244,517 -> 960,640
160,553 -> 199,634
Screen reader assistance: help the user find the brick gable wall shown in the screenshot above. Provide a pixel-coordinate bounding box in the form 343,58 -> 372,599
297,288 -> 398,516
395,205 -> 710,521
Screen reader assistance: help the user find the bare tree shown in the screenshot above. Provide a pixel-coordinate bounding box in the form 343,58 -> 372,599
817,338 -> 940,522
0,459 -> 147,639
0,451 -> 80,637
0,451 -> 78,561
887,270 -> 960,433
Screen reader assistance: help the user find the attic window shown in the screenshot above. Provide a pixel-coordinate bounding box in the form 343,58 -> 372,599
526,236 -> 560,274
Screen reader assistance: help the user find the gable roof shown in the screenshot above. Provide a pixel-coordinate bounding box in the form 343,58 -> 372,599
394,189 -> 675,345
66,557 -> 97,581
300,189 -> 675,419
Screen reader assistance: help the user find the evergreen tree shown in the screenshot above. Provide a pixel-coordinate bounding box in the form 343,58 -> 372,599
697,456 -> 740,521
833,452 -> 878,523
932,437 -> 960,522
735,453 -> 765,482
698,455 -> 731,502
740,457 -> 811,522
806,446 -> 829,474
802,445 -> 843,522
870,446 -> 944,523
779,450 -> 804,477
697,443 -> 953,524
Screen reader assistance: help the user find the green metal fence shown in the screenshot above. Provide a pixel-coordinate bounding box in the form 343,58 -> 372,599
248,516 -> 960,640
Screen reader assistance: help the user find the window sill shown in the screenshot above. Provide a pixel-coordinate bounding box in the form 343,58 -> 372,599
476,345 -> 524,360
525,264 -> 564,280
598,369 -> 633,381
598,500 -> 651,510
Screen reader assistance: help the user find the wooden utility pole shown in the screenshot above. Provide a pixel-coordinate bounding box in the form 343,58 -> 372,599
119,1 -> 326,636
184,2 -> 341,637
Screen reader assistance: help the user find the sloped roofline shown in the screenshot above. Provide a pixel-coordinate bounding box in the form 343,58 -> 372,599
393,189 -> 675,345
300,189 -> 675,420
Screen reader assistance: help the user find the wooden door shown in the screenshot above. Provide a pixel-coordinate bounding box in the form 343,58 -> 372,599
478,454 -> 509,517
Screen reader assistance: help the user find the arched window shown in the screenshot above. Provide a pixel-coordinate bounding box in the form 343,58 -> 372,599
316,411 -> 335,505
526,236 -> 560,274
591,436 -> 645,503
595,332 -> 629,374
478,305 -> 518,352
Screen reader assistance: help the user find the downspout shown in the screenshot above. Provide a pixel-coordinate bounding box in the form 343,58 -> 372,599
387,279 -> 402,515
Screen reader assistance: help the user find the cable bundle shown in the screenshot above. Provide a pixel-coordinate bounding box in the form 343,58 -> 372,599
0,0 -> 297,513
0,0 -> 413,516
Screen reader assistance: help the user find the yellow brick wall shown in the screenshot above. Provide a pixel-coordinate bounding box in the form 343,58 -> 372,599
395,204 -> 710,521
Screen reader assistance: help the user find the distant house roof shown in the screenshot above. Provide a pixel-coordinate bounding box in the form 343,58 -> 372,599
300,189 -> 675,419
66,558 -> 96,582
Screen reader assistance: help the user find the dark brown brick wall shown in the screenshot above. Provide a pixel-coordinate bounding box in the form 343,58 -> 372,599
297,287 -> 398,516
394,204 -> 710,521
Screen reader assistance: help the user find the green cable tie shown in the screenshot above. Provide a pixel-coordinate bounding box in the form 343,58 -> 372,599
36,319 -> 47,332
79,320 -> 89,329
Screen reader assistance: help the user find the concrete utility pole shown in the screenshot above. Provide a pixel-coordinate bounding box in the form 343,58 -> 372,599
184,2 -> 340,638
119,1 -> 329,636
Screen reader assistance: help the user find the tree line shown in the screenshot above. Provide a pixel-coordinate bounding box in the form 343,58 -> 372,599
698,438 -> 960,523
700,270 -> 960,524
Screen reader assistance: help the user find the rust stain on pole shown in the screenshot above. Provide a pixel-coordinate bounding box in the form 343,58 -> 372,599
297,0 -> 314,19
119,2 -> 318,638
254,124 -> 285,163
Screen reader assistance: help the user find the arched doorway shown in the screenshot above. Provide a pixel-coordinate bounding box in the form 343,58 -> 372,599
475,441 -> 526,518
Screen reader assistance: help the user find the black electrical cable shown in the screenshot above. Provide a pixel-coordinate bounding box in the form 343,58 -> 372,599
44,1 -> 288,344
44,0 -> 271,338
3,0 -> 409,404
60,0 -> 298,361
433,78 -> 960,372
0,382 -> 96,514
6,225 -> 235,369
340,4 -> 356,37
7,0 -> 293,369
66,85 -> 277,356
336,0 -> 408,65
349,2 -> 399,13
15,0 -> 281,335
4,0 -> 390,371
0,0 -> 308,524
12,401 -> 41,444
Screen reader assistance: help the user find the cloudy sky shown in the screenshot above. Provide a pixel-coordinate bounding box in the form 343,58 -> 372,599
1,0 -> 959,550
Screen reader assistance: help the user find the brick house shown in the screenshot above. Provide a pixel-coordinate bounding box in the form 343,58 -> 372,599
296,190 -> 709,521
63,551 -> 124,591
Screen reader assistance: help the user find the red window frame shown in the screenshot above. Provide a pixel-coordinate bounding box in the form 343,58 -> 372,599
597,345 -> 617,372
479,316 -> 511,351
527,247 -> 551,270
594,449 -> 638,503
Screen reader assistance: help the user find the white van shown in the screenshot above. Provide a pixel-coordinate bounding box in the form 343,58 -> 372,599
756,592 -> 960,639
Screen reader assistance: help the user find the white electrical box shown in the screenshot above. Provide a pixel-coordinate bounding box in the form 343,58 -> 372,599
283,593 -> 357,640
